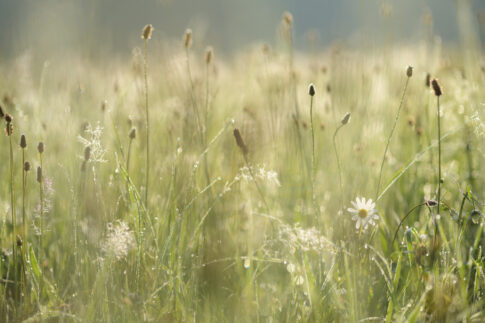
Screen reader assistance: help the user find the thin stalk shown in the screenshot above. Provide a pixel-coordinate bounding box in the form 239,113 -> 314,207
126,137 -> 133,171
185,47 -> 203,143
22,149 -> 26,242
436,96 -> 441,239
333,124 -> 344,211
376,77 -> 410,199
8,134 -> 16,287
309,94 -> 316,211
243,154 -> 270,212
143,38 -> 150,206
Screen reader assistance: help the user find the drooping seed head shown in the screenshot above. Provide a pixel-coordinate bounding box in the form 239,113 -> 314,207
37,142 -> 45,154
37,166 -> 42,183
431,79 -> 442,96
129,127 -> 137,139
84,146 -> 91,161
20,134 -> 27,148
425,73 -> 431,87
205,46 -> 214,64
406,66 -> 413,77
183,29 -> 193,49
24,161 -> 31,172
341,112 -> 351,125
308,83 -> 315,97
141,24 -> 154,40
233,128 -> 248,155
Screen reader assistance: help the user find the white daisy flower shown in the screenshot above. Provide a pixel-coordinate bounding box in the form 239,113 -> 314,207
347,197 -> 379,230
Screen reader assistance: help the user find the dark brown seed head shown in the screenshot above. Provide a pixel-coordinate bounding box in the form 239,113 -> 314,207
129,127 -> 137,140
24,161 -> 31,172
426,200 -> 438,207
5,113 -> 12,123
37,166 -> 42,183
183,29 -> 193,49
38,142 -> 45,154
308,83 -> 315,97
425,73 -> 431,87
141,24 -> 153,40
205,46 -> 214,64
341,112 -> 351,125
20,134 -> 27,148
431,79 -> 442,96
233,128 -> 248,155
16,235 -> 22,247
406,66 -> 413,77
0,105 -> 4,119
84,146 -> 91,161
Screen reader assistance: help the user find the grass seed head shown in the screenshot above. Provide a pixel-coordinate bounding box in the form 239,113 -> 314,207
20,134 -> 27,148
341,112 -> 351,125
205,46 -> 214,64
84,146 -> 91,161
233,128 -> 248,155
5,113 -> 12,123
38,142 -> 44,154
309,83 -> 315,96
141,24 -> 153,40
24,161 -> 31,172
425,73 -> 431,87
283,11 -> 293,27
431,78 -> 442,96
37,166 -> 42,183
406,66 -> 413,77
129,127 -> 137,139
183,29 -> 193,49
0,105 -> 4,119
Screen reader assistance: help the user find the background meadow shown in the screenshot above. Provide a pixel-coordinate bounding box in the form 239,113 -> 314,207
0,0 -> 485,322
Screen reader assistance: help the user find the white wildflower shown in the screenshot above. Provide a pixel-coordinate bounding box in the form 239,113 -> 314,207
347,197 -> 379,230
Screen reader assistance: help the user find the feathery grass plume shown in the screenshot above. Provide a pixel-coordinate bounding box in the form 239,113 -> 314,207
127,127 -> 137,170
233,128 -> 269,211
333,112 -> 351,210
432,78 -> 443,243
141,24 -> 153,206
376,66 -> 412,200
308,83 -> 317,213
183,28 -> 193,49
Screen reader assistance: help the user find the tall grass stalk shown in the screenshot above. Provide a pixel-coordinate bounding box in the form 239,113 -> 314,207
308,84 -> 316,211
431,78 -> 443,242
376,67 -> 412,199
141,24 -> 153,206
333,113 -> 350,211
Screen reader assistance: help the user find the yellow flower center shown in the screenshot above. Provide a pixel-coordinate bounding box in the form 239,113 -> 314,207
358,209 -> 368,219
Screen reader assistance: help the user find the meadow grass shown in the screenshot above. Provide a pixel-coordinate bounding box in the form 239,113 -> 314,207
0,17 -> 484,323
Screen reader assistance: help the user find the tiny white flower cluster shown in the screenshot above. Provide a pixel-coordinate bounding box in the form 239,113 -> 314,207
78,122 -> 107,163
238,165 -> 281,187
102,221 -> 135,261
278,224 -> 337,254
